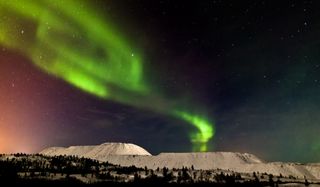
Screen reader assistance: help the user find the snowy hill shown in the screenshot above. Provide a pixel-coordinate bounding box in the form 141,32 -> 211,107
40,143 -> 320,180
40,142 -> 152,158
98,152 -> 263,169
99,154 -> 320,179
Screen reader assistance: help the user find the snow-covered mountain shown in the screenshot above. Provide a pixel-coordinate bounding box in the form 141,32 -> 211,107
40,143 -> 320,180
98,153 -> 320,179
40,142 -> 152,158
98,152 -> 263,169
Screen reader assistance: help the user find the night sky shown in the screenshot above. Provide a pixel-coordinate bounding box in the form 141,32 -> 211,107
1,0 -> 320,163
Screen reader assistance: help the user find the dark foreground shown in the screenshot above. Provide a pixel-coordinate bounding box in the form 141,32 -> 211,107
0,154 -> 315,187
0,177 -> 284,187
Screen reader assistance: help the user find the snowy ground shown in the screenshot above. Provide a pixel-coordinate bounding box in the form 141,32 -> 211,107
41,143 -> 320,180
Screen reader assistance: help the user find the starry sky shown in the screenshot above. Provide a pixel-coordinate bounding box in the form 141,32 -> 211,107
1,0 -> 320,163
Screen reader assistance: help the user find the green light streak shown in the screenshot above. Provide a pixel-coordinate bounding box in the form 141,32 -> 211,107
0,0 -> 146,97
174,111 -> 215,152
0,0 -> 215,151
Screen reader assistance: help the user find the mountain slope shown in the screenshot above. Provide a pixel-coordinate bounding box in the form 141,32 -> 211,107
99,152 -> 262,169
40,142 -> 152,158
40,143 -> 320,180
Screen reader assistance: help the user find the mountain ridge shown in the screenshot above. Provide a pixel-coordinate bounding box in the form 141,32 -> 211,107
40,142 -> 152,157
40,142 -> 320,180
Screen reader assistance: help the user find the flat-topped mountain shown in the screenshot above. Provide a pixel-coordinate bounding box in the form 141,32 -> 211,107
40,142 -> 152,159
40,143 -> 320,179
97,152 -> 263,169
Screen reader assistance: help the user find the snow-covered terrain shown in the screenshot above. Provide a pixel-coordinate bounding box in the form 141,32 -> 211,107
40,142 -> 151,157
99,152 -> 262,170
40,142 -> 320,180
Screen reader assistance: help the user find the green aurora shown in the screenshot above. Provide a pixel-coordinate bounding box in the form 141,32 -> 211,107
0,0 -> 215,151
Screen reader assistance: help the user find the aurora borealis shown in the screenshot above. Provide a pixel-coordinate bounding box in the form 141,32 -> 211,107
1,0 -> 320,162
0,0 -> 214,152
0,0 -> 146,97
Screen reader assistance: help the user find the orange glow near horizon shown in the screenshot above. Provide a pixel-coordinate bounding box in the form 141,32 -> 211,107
0,55 -> 55,154
0,114 -> 32,153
